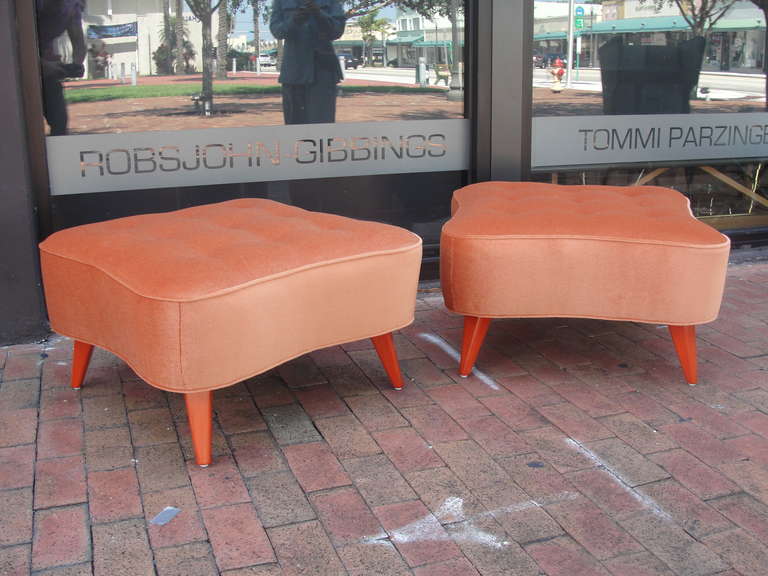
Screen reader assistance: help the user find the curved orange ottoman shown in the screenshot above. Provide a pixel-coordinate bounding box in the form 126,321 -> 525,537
440,182 -> 730,384
40,199 -> 422,466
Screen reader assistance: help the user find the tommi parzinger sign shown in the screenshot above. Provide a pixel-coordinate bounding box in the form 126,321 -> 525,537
45,120 -> 470,195
532,113 -> 768,170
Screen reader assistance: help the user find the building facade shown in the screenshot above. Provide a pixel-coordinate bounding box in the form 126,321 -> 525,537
1,1 -> 767,344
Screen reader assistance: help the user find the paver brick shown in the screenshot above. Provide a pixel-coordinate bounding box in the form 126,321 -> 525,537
0,407 -> 38,447
373,427 -> 445,473
37,418 -> 83,459
401,405 -> 469,444
261,403 -> 322,445
545,495 -> 644,560
374,500 -> 463,567
143,486 -> 206,549
405,466 -> 485,525
619,511 -> 729,576
92,518 -> 153,576
215,394 -> 267,434
320,363 -> 378,397
518,427 -> 595,473
153,542 -> 218,576
39,386 -> 82,421
446,516 -> 540,576
294,384 -> 349,419
413,557 -> 481,576
121,379 -> 167,412
311,486 -> 386,546
479,394 -> 548,431
268,520 -> 346,576
34,454 -> 87,509
135,443 -> 189,492
203,503 -> 275,571
32,504 -> 89,571
343,453 -> 418,507
314,414 -> 382,458
565,467 -> 648,519
538,402 -> 615,442
650,449 -> 739,500
703,528 -> 768,576
525,536 -> 612,576
128,407 -> 177,446
710,492 -> 768,546
0,444 -> 35,489
0,544 -> 30,576
601,551 -> 676,576
283,442 -> 350,492
0,378 -> 40,411
277,355 -> 326,389
1,488 -> 33,546
345,393 -> 409,431
188,454 -> 250,509
496,453 -> 576,504
598,412 -> 678,454
456,414 -> 530,457
82,394 -> 127,430
230,431 -> 286,476
88,467 -> 142,522
337,541 -> 411,576
247,470 -> 316,528
582,437 -> 669,487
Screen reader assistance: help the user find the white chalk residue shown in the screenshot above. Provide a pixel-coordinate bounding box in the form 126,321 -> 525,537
436,496 -> 465,520
417,332 -> 501,391
564,438 -> 672,521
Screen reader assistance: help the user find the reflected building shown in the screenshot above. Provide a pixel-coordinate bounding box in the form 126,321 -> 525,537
73,0 -> 221,79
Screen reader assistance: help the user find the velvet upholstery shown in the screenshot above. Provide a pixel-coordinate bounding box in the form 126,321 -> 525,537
441,182 -> 730,325
40,199 -> 422,393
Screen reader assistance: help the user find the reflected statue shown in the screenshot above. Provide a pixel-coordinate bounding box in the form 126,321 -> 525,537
36,0 -> 87,135
270,0 -> 346,125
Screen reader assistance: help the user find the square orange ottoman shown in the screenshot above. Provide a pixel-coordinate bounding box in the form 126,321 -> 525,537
440,182 -> 730,384
40,199 -> 422,466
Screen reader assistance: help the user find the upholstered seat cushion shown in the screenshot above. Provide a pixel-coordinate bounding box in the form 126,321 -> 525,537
441,182 -> 730,325
40,199 -> 422,392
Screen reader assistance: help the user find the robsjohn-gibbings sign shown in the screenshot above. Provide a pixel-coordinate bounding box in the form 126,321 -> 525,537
45,120 -> 470,195
532,113 -> 768,170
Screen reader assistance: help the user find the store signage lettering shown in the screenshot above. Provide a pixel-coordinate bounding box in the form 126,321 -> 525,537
532,113 -> 768,170
78,135 -> 448,177
46,120 -> 469,195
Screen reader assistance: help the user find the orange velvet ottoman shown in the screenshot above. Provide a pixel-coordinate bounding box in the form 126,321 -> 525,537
40,199 -> 422,466
440,182 -> 730,384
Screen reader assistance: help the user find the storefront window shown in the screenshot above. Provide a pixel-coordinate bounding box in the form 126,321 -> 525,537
35,0 -> 468,195
531,0 -> 767,232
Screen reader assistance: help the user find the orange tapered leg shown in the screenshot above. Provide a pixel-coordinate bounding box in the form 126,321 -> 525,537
185,391 -> 213,467
459,316 -> 491,377
669,325 -> 698,385
71,341 -> 94,390
371,332 -> 405,391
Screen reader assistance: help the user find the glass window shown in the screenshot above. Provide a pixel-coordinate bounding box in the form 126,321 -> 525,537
531,0 -> 767,232
35,1 -> 469,195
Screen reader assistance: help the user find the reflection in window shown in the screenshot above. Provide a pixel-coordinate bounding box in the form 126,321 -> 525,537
37,1 -> 466,135
531,0 -> 767,231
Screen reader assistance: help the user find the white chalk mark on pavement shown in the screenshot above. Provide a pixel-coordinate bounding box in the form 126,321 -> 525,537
417,332 -> 501,391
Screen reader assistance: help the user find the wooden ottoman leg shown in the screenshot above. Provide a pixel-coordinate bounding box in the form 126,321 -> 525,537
459,316 -> 491,377
185,391 -> 213,467
668,325 -> 698,385
371,333 -> 405,391
71,341 -> 94,390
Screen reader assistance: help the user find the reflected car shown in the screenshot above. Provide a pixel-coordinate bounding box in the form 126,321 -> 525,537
338,51 -> 362,69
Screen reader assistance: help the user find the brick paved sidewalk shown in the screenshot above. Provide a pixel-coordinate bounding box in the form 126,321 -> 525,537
2,261 -> 768,575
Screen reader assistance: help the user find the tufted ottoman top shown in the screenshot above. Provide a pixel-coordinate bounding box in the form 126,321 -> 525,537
40,198 -> 421,302
440,182 -> 730,325
443,182 -> 728,248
